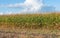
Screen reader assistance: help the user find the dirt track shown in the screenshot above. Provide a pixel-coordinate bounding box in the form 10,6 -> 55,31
0,31 -> 60,38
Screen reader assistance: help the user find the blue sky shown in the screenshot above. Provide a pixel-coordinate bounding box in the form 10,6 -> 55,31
43,0 -> 60,11
0,0 -> 25,4
0,0 -> 60,14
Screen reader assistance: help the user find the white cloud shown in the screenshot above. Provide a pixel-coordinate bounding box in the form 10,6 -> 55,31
0,0 -> 43,14
19,0 -> 43,12
0,12 -> 3,15
23,0 -> 43,12
0,12 -> 12,15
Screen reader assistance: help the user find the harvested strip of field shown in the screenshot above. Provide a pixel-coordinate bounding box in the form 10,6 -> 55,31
0,29 -> 60,38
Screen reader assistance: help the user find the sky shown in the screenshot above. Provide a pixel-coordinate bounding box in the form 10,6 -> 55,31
0,0 -> 60,14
